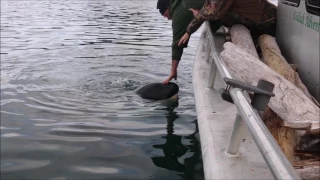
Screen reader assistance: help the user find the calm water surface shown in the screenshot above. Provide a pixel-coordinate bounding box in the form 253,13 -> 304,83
1,0 -> 204,179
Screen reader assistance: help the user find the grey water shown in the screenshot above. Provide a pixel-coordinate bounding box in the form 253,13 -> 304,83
1,0 -> 204,179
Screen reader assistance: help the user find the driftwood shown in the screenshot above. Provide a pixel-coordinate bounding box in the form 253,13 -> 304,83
294,146 -> 320,180
258,35 -> 320,179
229,25 -> 296,162
228,26 -> 320,178
220,42 -> 320,133
295,160 -> 320,180
262,109 -> 297,163
290,64 -> 298,72
258,34 -> 303,163
258,35 -> 320,135
230,25 -> 259,59
258,35 -> 320,107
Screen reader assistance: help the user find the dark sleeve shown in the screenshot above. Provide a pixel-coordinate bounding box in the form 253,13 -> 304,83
172,46 -> 184,60
186,0 -> 233,35
171,3 -> 194,61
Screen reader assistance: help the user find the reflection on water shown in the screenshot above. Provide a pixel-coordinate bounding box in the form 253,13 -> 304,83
152,113 -> 204,180
1,0 -> 203,179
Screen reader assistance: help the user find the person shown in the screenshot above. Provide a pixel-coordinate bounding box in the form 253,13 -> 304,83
157,0 -> 205,84
178,0 -> 277,47
158,0 -> 277,84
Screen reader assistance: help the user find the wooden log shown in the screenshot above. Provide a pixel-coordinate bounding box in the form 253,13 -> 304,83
294,159 -> 320,167
258,34 -> 300,163
230,25 -> 259,59
258,35 -> 295,82
220,42 -> 320,133
290,64 -> 298,72
229,25 -> 296,162
295,161 -> 320,180
229,27 -> 320,180
294,155 -> 320,180
258,34 -> 319,107
226,28 -> 320,179
262,108 -> 297,162
296,167 -> 320,180
310,123 -> 320,135
258,35 -> 320,135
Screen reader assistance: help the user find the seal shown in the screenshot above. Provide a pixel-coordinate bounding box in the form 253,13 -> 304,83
136,82 -> 179,100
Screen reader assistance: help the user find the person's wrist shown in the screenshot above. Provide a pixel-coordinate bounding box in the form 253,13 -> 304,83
186,30 -> 190,36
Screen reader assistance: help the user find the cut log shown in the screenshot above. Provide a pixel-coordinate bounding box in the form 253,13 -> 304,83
230,25 -> 259,59
262,108 -> 297,162
258,35 -> 320,135
258,34 -> 319,107
229,25 -> 296,162
258,34 -> 304,163
258,35 -> 295,81
228,26 -> 320,179
310,123 -> 320,135
220,42 -> 320,133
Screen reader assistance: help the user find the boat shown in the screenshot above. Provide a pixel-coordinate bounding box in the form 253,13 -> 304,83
192,0 -> 319,179
277,0 -> 319,102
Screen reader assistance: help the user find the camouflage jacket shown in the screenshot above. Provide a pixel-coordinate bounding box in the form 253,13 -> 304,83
186,0 -> 277,35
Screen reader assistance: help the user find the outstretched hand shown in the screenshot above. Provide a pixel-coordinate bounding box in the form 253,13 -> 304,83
178,33 -> 190,47
163,71 -> 177,84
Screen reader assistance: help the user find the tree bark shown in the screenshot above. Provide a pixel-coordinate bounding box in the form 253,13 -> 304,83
220,42 -> 320,133
262,108 -> 297,163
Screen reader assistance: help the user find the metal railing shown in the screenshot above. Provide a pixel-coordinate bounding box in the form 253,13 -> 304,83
203,21 -> 301,180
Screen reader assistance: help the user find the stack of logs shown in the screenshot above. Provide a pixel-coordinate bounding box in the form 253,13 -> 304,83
221,24 -> 320,180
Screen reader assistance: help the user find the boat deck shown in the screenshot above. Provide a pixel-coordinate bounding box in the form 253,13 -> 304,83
192,27 -> 275,179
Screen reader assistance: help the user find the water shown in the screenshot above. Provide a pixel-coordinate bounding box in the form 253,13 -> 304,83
1,0 -> 204,179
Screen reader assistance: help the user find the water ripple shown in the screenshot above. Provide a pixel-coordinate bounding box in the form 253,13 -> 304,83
1,0 -> 203,179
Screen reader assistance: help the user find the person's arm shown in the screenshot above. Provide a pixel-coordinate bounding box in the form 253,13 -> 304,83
186,0 -> 233,35
163,59 -> 179,83
162,47 -> 183,84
